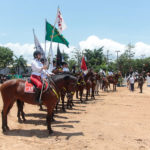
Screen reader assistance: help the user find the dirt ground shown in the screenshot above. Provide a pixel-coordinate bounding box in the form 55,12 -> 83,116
0,84 -> 150,150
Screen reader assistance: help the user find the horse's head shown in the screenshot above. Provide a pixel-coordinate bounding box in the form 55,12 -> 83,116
63,74 -> 77,92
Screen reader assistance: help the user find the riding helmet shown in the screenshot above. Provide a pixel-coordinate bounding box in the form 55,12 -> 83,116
33,50 -> 41,58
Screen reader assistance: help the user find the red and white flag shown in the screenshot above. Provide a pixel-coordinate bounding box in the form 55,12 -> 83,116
56,8 -> 67,34
81,56 -> 87,71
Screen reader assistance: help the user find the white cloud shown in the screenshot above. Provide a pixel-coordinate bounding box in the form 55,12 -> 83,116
79,35 -> 150,59
1,35 -> 150,63
0,42 -> 75,63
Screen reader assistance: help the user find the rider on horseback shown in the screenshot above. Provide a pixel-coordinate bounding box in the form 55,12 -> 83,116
30,51 -> 47,103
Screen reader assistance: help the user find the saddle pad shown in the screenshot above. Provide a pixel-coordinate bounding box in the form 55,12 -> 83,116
24,81 -> 48,93
24,81 -> 35,93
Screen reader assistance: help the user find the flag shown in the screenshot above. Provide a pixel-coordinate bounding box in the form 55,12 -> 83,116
56,44 -> 62,67
45,21 -> 69,47
81,56 -> 87,71
56,8 -> 67,33
33,29 -> 45,59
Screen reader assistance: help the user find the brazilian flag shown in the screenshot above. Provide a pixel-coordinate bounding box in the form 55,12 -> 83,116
45,21 -> 69,47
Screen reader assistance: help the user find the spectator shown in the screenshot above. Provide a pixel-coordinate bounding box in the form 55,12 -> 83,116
129,75 -> 135,91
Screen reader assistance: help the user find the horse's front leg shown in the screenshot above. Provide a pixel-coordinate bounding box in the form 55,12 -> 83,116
80,90 -> 83,103
76,90 -> 79,99
61,93 -> 66,112
86,89 -> 88,100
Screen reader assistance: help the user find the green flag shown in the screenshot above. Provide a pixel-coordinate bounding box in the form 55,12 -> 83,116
45,21 -> 69,47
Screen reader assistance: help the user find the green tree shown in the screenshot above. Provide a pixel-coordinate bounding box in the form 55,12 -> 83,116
68,59 -> 77,71
72,48 -> 82,70
117,43 -> 135,75
62,51 -> 69,62
11,55 -> 27,74
0,46 -> 14,68
84,47 -> 104,72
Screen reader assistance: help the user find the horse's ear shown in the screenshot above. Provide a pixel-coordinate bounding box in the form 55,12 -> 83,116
64,75 -> 70,81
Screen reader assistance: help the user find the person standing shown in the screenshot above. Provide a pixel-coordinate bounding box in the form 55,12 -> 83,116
129,75 -> 135,91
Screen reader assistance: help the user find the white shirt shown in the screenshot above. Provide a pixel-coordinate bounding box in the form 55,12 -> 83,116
102,71 -> 106,76
129,76 -> 135,84
108,71 -> 113,76
31,59 -> 43,76
63,67 -> 69,72
41,69 -> 54,79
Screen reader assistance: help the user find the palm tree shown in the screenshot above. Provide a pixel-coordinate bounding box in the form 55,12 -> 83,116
13,55 -> 27,74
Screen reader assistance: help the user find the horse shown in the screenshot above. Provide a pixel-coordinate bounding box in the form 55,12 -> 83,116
94,73 -> 101,95
102,77 -> 109,92
90,73 -> 97,99
76,72 -> 86,103
84,70 -> 95,100
17,73 -> 77,118
107,73 -> 121,91
0,73 -> 77,134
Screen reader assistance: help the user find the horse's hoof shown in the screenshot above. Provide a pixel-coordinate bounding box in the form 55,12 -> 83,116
62,108 -> 66,112
2,128 -> 7,133
51,118 -> 55,122
49,130 -> 54,135
23,119 -> 26,122
39,108 -> 44,111
18,119 -> 22,123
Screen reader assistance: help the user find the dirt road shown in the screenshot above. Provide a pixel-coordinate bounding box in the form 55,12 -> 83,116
0,85 -> 150,150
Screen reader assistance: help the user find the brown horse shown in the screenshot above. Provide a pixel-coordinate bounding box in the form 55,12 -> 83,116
90,73 -> 97,99
94,73 -> 101,95
102,77 -> 109,92
17,73 -> 77,119
107,73 -> 121,91
76,72 -> 85,103
84,70 -> 95,100
0,73 -> 77,134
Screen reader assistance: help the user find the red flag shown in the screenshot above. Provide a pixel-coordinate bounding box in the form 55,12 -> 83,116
81,56 -> 87,71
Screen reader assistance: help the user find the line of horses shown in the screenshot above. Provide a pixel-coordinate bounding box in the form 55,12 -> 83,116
0,70 -> 122,135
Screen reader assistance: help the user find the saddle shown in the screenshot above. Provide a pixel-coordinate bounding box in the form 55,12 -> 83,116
24,78 -> 48,93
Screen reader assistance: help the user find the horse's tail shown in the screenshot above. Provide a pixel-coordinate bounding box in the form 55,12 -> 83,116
0,84 -> 2,92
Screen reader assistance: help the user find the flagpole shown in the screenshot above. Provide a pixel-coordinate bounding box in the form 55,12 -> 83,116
47,6 -> 59,68
32,28 -> 36,50
45,19 -> 47,55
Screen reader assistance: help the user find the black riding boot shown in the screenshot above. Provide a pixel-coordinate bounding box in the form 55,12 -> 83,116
35,88 -> 42,104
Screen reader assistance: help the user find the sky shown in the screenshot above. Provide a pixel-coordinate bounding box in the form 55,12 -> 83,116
0,0 -> 150,62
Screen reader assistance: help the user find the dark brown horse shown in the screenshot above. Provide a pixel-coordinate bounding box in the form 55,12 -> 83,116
90,73 -> 97,99
107,73 -> 121,91
102,77 -> 109,92
76,72 -> 85,102
0,73 -> 77,134
84,70 -> 95,100
94,73 -> 101,95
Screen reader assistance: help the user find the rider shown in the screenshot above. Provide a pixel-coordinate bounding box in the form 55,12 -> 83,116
30,51 -> 47,103
108,70 -> 113,76
62,62 -> 70,72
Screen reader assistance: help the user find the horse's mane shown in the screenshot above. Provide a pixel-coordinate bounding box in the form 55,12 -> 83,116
52,72 -> 77,81
55,72 -> 75,76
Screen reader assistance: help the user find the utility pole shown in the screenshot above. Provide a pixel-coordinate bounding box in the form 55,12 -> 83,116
141,54 -> 145,71
115,50 -> 120,70
141,54 -> 145,59
106,50 -> 112,65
